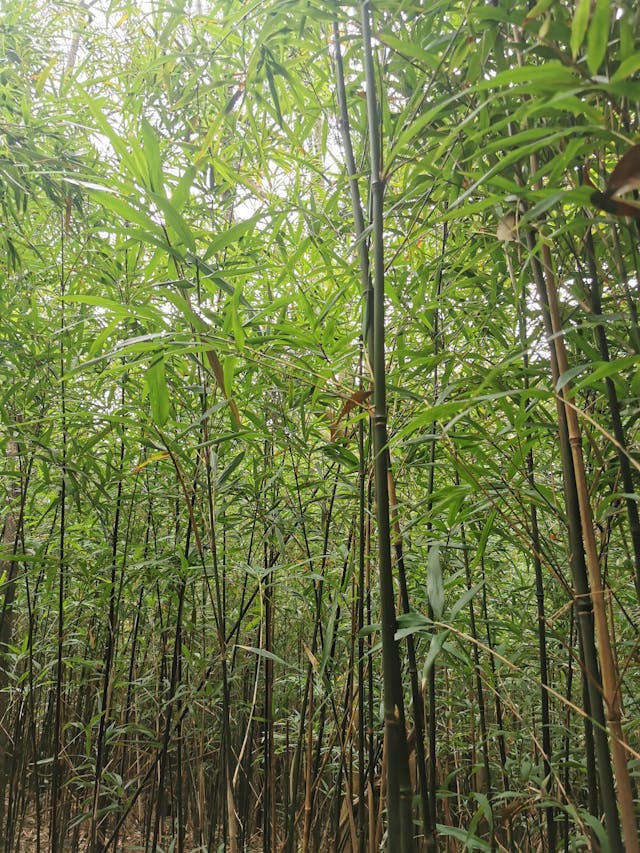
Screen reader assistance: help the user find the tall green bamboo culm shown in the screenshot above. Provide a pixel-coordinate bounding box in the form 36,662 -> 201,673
509,251 -> 555,850
51,212 -> 68,853
332,17 -> 372,365
361,4 -> 415,850
335,14 -> 429,847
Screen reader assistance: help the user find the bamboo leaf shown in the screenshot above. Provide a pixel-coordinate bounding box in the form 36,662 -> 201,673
586,0 -> 610,75
203,213 -> 264,259
450,582 -> 484,621
524,0 -> 556,21
146,357 -> 170,427
556,363 -> 589,391
235,645 -> 289,668
150,192 -> 196,251
571,0 -> 591,60
88,188 -> 161,233
435,822 -> 492,851
422,629 -> 450,680
611,52 -> 640,82
141,118 -> 164,195
222,356 -> 235,403
576,355 -> 640,388
427,543 -> 445,619
185,252 -> 252,309
171,164 -> 198,212
217,451 -> 245,487
395,612 -> 432,641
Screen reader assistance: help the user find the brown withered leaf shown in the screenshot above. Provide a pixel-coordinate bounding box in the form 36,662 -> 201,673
205,346 -> 242,428
605,143 -> 640,197
330,389 -> 372,442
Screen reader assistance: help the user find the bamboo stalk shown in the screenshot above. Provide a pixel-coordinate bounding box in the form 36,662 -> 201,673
537,239 -> 638,853
361,3 -> 415,850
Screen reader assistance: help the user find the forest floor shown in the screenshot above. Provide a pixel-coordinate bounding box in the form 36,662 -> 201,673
15,808 -> 201,852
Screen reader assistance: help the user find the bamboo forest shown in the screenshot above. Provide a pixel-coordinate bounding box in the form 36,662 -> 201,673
1,1 -> 640,851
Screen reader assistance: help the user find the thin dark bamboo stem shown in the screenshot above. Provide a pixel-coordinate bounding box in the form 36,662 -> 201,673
203,431 -> 237,852
357,351 -> 367,853
424,222 -> 446,842
333,23 -> 379,850
561,610 -> 575,853
583,228 -> 640,605
332,18 -> 373,368
388,467 -> 433,848
365,476 -> 376,853
528,458 -> 555,850
263,537 -> 276,853
459,519 -> 491,800
152,579 -> 186,852
285,471 -> 339,852
90,411 -> 126,853
51,212 -> 68,853
539,235 -> 637,853
361,4 -> 414,849
0,439 -> 22,838
514,259 -> 555,850
23,459 -> 41,853
114,488 -> 147,852
479,560 -> 508,791
311,481 -> 340,780
525,229 -> 624,851
609,228 -> 640,351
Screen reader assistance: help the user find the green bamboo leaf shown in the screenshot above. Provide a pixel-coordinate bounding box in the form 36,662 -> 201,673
265,61 -> 284,128
422,629 -> 450,680
427,543 -> 445,619
524,0 -> 556,21
619,15 -> 634,59
62,294 -> 161,323
478,62 -> 579,90
449,582 -> 484,621
202,213 -> 264,260
141,118 -> 164,195
378,31 -> 443,66
162,291 -> 209,333
395,612 -> 432,641
185,253 -> 250,308
556,363 -> 589,391
586,0 -> 610,75
222,356 -> 235,402
322,443 -> 359,470
217,451 -> 245,487
235,645 -> 289,668
571,0 -> 591,60
576,355 -> 640,389
468,793 -> 493,836
150,192 -> 196,251
319,598 -> 340,677
171,164 -> 198,212
435,824 -> 491,851
597,80 -> 640,99
83,95 -> 142,180
611,52 -> 640,82
388,91 -> 466,163
563,805 -> 611,852
146,357 -> 170,427
89,188 -> 161,233
230,289 -> 246,350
